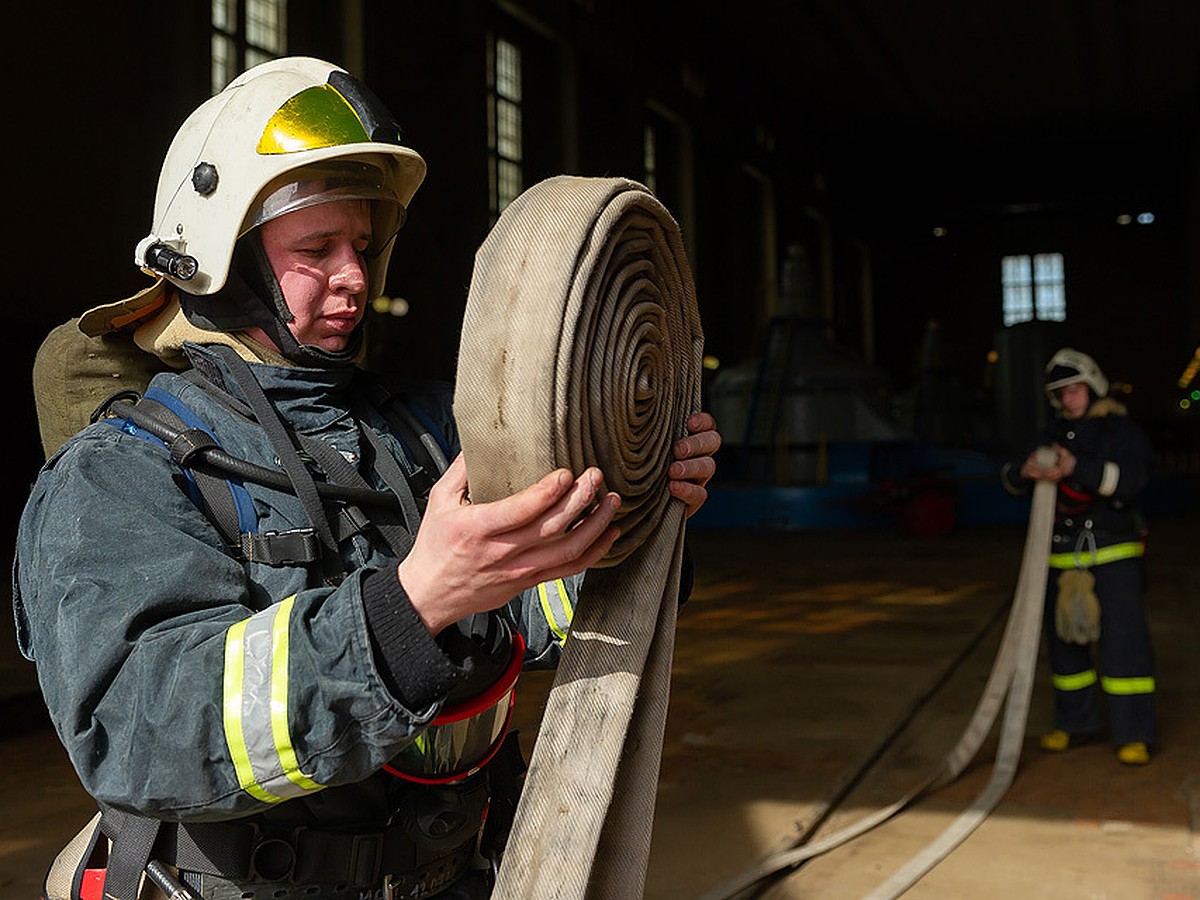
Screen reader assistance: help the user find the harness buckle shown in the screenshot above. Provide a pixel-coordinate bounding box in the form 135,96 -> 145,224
241,528 -> 321,566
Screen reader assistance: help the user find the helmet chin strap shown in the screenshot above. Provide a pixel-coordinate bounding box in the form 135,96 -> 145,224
179,231 -> 363,368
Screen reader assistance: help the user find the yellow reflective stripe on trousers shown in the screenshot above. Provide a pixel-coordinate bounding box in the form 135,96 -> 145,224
1052,669 -> 1098,691
1102,675 -> 1156,695
537,579 -> 574,644
223,596 -> 325,802
1048,540 -> 1143,569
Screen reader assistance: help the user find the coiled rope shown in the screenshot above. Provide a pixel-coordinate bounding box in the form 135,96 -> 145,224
698,448 -> 1059,900
453,175 -> 704,899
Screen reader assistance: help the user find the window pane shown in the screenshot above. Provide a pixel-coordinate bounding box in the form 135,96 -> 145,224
496,99 -> 522,161
247,0 -> 286,53
496,39 -> 522,101
1033,252 -> 1064,283
211,0 -> 234,31
1003,284 -> 1034,326
1001,255 -> 1032,325
211,33 -> 236,94
1032,253 -> 1066,321
1001,255 -> 1032,287
1035,283 -> 1066,321
498,159 -> 522,211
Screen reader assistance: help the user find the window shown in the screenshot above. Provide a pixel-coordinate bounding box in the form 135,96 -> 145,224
1001,252 -> 1066,326
212,0 -> 287,95
487,36 -> 524,218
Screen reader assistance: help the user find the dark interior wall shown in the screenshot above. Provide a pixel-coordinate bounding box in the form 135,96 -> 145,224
357,4 -> 493,384
7,3 -> 211,546
871,207 -> 1189,406
7,1 -> 1198,545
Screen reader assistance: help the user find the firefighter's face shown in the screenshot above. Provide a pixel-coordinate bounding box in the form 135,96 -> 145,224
1058,382 -> 1090,420
259,200 -> 372,352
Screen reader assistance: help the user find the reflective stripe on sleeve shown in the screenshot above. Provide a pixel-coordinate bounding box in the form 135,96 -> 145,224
536,579 -> 574,644
1048,541 -> 1144,569
1102,675 -> 1156,696
1098,462 -> 1121,497
223,596 -> 325,803
1052,669 -> 1098,692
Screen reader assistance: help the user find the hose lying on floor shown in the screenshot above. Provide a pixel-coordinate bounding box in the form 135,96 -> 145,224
453,175 -> 704,899
697,447 -> 1059,900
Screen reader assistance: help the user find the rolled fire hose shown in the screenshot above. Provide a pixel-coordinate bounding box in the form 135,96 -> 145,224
453,175 -> 703,898
698,447 -> 1059,900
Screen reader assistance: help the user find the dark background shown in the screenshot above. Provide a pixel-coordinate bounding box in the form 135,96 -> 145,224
8,0 -> 1199,541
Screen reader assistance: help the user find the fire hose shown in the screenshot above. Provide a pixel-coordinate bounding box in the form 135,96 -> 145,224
453,175 -> 704,898
697,448 -> 1059,900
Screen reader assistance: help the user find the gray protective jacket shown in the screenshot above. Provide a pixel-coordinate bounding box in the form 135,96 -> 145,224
13,342 -> 575,834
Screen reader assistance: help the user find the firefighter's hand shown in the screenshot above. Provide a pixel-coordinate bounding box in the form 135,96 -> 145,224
1020,452 -> 1052,481
1021,443 -> 1076,482
1052,443 -> 1077,478
398,454 -> 620,636
668,412 -> 721,518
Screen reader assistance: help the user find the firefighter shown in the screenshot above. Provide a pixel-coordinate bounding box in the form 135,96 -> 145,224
15,56 -> 719,899
1002,348 -> 1156,766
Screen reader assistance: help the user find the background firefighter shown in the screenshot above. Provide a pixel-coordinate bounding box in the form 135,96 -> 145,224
1001,347 -> 1157,766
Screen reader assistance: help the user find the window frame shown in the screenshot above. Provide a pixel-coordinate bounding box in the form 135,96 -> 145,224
487,33 -> 525,220
211,0 -> 288,95
1001,251 -> 1066,326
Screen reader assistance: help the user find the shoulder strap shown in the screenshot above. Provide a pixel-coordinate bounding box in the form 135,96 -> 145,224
103,389 -> 327,567
207,345 -> 340,553
138,389 -> 255,550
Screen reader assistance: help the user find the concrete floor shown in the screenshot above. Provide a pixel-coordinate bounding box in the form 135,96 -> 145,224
2,514 -> 1198,899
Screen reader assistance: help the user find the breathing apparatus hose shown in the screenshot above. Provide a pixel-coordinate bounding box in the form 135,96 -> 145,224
697,447 -> 1059,900
106,397 -> 404,510
453,175 -> 703,899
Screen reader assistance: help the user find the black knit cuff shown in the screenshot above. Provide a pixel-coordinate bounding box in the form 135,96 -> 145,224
361,567 -> 459,710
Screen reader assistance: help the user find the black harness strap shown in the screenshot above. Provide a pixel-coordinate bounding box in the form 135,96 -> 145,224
95,808 -> 477,896
208,344 -> 340,553
97,808 -> 161,900
355,420 -> 424,531
300,436 -> 415,559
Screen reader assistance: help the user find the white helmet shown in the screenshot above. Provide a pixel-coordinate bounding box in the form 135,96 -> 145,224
135,56 -> 425,299
1045,347 -> 1108,408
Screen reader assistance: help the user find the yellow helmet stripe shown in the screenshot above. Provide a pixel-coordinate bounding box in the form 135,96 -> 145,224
257,84 -> 371,155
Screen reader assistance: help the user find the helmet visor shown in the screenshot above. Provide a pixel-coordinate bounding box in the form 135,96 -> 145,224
256,83 -> 378,155
245,160 -> 405,258
385,632 -> 525,784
